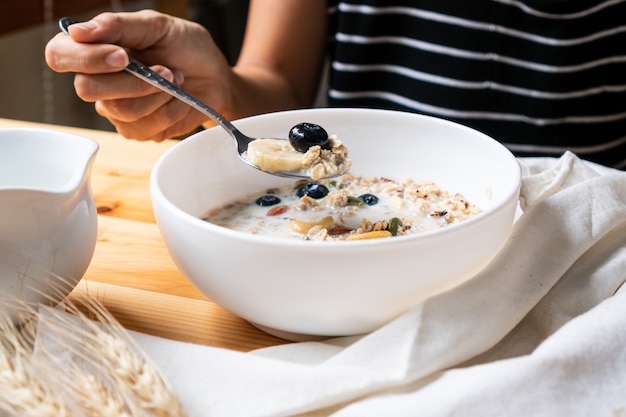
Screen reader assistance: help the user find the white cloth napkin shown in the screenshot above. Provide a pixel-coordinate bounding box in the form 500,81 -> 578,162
114,152 -> 626,416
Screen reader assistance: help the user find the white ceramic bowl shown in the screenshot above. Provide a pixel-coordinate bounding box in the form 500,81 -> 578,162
151,108 -> 521,339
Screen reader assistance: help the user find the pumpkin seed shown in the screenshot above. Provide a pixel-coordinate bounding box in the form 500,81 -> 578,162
346,196 -> 365,206
387,217 -> 403,236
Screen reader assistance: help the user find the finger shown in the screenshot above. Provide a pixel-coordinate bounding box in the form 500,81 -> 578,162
65,10 -> 207,72
47,10 -> 174,74
73,65 -> 181,102
67,10 -> 173,51
135,119 -> 203,142
95,92 -> 175,122
107,114 -> 197,142
45,32 -> 128,74
104,111 -> 184,142
102,98 -> 206,141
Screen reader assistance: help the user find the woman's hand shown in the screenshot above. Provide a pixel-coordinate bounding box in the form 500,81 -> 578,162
45,2 -> 328,142
45,10 -> 232,141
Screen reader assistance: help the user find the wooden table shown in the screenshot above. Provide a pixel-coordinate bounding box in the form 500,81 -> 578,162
0,118 -> 287,351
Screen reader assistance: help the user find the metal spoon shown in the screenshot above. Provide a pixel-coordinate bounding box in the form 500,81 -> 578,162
58,17 -> 348,180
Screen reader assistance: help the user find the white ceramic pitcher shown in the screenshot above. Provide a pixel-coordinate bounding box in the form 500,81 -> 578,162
0,128 -> 99,320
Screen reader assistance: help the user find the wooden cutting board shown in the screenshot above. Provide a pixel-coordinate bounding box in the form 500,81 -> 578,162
69,280 -> 286,352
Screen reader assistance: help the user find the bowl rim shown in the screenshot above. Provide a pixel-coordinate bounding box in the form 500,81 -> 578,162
150,108 -> 522,248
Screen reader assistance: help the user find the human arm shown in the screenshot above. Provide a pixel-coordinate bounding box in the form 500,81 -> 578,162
44,1 -> 328,141
229,0 -> 328,125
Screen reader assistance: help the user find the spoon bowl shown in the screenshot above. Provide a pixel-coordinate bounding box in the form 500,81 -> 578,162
58,17 -> 349,180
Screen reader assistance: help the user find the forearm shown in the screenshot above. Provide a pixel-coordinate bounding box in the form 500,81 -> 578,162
215,0 -> 327,124
223,65 -> 302,122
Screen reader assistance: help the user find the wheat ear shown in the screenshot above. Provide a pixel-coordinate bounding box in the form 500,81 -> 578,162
35,288 -> 188,417
0,275 -> 188,417
0,308 -> 72,417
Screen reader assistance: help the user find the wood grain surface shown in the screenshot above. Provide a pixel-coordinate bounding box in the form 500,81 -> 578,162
1,118 -> 287,351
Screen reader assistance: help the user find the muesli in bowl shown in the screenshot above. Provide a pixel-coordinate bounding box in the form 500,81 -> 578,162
203,173 -> 482,241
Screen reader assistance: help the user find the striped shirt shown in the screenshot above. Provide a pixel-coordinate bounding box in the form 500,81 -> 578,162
327,0 -> 626,169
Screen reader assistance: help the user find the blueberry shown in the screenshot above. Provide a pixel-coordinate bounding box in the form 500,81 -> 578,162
358,193 -> 379,206
255,195 -> 282,206
288,122 -> 330,153
296,183 -> 329,199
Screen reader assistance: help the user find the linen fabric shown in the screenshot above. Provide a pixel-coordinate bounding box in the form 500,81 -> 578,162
125,152 -> 626,417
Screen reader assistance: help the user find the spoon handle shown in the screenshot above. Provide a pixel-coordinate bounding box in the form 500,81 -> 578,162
126,63 -> 254,152
58,17 -> 253,152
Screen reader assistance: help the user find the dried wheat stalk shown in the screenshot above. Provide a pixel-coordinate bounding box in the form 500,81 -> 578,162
0,278 -> 188,417
0,310 -> 71,417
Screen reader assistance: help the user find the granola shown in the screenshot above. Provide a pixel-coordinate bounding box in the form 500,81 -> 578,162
203,173 -> 482,241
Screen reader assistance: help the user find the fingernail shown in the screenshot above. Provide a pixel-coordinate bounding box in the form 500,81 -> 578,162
156,68 -> 185,85
173,70 -> 185,85
156,67 -> 174,81
105,49 -> 129,68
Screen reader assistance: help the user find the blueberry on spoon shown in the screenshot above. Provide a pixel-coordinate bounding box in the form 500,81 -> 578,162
289,123 -> 330,152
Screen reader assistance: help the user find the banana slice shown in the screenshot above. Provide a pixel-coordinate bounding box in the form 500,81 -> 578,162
245,139 -> 303,173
